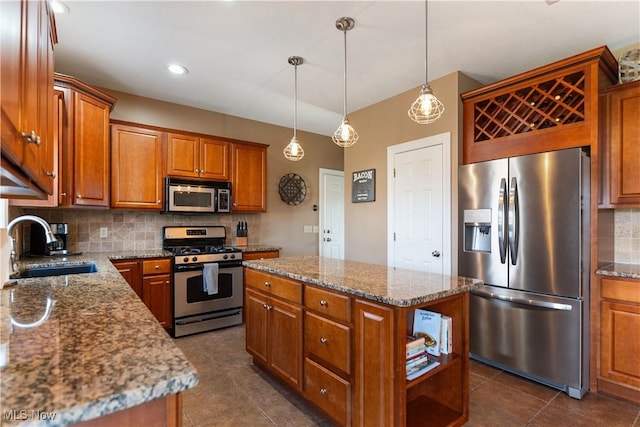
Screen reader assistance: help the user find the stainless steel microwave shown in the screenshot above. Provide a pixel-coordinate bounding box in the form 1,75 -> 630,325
165,178 -> 231,214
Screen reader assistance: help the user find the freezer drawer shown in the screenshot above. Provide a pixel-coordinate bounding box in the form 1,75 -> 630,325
470,286 -> 587,398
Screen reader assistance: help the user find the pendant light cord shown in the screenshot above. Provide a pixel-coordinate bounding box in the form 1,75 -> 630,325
343,28 -> 348,118
424,0 -> 429,84
293,63 -> 298,138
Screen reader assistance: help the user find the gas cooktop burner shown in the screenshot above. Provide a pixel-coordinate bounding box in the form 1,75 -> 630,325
168,246 -> 240,256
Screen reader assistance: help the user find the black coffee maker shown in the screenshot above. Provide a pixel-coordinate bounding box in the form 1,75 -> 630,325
30,223 -> 68,255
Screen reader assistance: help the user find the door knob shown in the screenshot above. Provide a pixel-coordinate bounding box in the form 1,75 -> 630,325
324,238 -> 331,242
432,250 -> 441,258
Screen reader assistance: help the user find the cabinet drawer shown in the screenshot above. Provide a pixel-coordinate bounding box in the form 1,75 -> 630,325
602,277 -> 640,304
305,312 -> 350,375
304,358 -> 351,426
245,268 -> 301,304
305,286 -> 351,323
142,258 -> 172,275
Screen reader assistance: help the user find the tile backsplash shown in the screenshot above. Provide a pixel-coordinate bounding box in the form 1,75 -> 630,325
11,208 -> 261,255
614,209 -> 640,264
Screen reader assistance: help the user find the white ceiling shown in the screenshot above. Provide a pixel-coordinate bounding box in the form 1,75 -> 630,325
53,1 -> 640,136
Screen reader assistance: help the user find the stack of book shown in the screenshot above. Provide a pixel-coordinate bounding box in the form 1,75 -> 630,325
413,309 -> 453,356
406,335 -> 440,381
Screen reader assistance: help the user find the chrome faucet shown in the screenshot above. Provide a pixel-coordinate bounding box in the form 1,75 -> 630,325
6,215 -> 57,272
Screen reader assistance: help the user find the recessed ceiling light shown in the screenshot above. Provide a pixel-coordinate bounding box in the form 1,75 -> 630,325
168,64 -> 189,75
50,0 -> 70,14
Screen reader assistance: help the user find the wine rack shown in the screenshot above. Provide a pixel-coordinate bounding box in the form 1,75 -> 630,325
473,71 -> 585,142
462,46 -> 618,164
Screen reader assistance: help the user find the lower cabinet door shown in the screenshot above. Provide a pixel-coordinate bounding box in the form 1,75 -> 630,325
269,297 -> 303,391
245,288 -> 269,365
142,274 -> 171,328
304,358 -> 351,426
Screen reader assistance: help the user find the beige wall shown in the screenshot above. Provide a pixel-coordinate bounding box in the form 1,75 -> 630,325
344,71 -> 481,270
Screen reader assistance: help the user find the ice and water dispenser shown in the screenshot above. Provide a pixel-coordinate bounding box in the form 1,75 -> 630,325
463,209 -> 492,253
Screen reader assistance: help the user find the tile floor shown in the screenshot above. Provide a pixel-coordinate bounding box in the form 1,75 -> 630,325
174,325 -> 640,427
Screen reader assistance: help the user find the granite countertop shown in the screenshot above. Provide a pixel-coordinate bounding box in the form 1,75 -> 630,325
1,252 -> 198,426
596,262 -> 640,280
243,256 -> 483,307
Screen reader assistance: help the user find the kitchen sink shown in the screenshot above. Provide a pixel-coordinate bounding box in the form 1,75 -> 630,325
18,262 -> 98,278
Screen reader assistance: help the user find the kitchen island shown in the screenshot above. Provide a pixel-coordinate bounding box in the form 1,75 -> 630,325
1,253 -> 198,426
243,256 -> 483,427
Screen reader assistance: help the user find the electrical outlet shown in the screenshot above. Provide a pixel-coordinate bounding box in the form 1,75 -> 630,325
303,225 -> 312,233
99,227 -> 108,238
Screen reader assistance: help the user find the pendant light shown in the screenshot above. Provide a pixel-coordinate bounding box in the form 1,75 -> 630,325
283,56 -> 305,161
332,17 -> 359,148
408,0 -> 444,124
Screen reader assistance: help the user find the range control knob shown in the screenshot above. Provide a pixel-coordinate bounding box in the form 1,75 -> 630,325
192,256 -> 198,262
223,254 -> 229,260
230,254 -> 236,259
183,257 -> 189,263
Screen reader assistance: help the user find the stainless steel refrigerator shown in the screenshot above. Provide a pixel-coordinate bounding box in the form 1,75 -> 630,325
458,147 -> 590,399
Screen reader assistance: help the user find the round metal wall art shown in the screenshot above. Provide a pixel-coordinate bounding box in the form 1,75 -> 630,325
279,173 -> 307,205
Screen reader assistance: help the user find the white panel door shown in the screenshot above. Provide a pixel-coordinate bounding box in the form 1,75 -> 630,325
319,169 -> 344,259
392,144 -> 444,273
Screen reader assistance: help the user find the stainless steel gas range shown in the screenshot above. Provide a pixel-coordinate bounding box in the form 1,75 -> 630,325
163,226 -> 243,338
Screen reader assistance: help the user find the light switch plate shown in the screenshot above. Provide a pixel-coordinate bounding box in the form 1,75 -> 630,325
312,226 -> 319,233
303,225 -> 312,233
99,227 -> 108,238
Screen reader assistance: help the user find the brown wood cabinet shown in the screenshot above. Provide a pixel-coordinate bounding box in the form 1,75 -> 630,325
245,266 -> 470,426
245,269 -> 303,391
242,250 -> 280,261
231,142 -> 267,212
112,258 -> 172,329
598,276 -> 640,404
112,259 -> 142,299
142,258 -> 172,329
461,46 -> 617,165
600,80 -> 640,207
11,90 -> 64,208
111,122 -> 165,210
54,73 -> 116,207
0,0 -> 56,198
166,132 -> 229,180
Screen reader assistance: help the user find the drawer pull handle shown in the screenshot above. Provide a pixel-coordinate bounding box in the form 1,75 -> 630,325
264,281 -> 271,287
320,337 -> 327,344
320,388 -> 327,395
320,300 -> 328,307
155,265 -> 160,270
263,304 -> 272,311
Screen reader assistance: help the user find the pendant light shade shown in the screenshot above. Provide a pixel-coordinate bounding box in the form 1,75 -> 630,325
332,17 -> 359,148
284,56 -> 305,161
408,0 -> 444,124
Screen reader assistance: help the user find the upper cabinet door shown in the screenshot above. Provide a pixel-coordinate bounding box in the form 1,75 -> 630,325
231,142 -> 267,212
0,1 -> 24,166
1,0 -> 56,197
199,137 -> 229,180
111,123 -> 164,210
606,81 -> 640,206
166,132 -> 199,178
73,92 -> 110,207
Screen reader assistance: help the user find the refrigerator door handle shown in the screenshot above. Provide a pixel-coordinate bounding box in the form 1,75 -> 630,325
472,288 -> 573,311
498,178 -> 508,264
508,177 -> 519,265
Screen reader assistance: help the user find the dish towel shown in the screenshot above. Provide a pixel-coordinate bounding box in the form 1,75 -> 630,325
203,263 -> 219,295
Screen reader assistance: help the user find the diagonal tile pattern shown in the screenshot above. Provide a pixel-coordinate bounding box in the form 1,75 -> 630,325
174,326 -> 640,427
